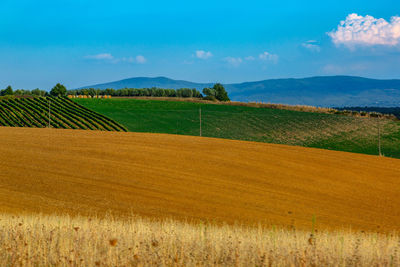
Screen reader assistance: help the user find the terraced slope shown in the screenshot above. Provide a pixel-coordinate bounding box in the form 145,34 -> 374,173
0,97 -> 127,131
1,127 -> 399,231
74,98 -> 400,158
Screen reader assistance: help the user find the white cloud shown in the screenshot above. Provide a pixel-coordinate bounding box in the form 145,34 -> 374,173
85,53 -> 114,60
244,56 -> 255,61
195,50 -> 213,59
135,55 -> 147,64
328,13 -> 400,48
224,57 -> 243,67
302,40 -> 321,52
85,54 -> 146,64
121,57 -> 135,63
259,51 -> 279,63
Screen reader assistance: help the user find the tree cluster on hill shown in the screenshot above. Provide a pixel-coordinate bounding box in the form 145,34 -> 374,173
2,83 -> 231,102
0,84 -> 65,98
202,83 -> 230,102
50,83 -> 67,97
14,89 -> 47,97
0,86 -> 14,96
67,87 -> 203,98
67,84 -> 230,101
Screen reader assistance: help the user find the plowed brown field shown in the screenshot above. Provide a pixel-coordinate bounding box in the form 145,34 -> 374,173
0,127 -> 399,231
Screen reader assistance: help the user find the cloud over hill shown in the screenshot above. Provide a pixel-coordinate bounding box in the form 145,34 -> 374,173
329,13 -> 400,47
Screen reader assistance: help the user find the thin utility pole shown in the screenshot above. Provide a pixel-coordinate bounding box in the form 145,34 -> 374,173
378,117 -> 382,156
199,107 -> 202,137
48,100 -> 51,128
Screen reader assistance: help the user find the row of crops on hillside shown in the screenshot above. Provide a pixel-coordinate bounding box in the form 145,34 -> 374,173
0,97 -> 127,131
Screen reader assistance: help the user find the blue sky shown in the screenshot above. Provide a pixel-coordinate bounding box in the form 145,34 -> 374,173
1,0 -> 400,90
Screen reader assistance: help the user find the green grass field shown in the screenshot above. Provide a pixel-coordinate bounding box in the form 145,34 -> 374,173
74,98 -> 400,158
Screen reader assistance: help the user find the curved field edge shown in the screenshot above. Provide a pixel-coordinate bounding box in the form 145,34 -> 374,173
0,96 -> 127,132
0,127 -> 399,232
73,98 -> 400,159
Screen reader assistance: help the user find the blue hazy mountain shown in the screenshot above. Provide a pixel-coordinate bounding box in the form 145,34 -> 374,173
79,76 -> 400,107
80,77 -> 213,92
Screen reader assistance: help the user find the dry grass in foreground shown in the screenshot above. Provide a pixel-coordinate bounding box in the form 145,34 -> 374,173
0,213 -> 399,267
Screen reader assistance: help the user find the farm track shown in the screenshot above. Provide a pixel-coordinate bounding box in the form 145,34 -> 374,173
0,127 -> 399,231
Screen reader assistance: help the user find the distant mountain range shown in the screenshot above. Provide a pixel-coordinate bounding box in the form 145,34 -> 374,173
79,76 -> 400,107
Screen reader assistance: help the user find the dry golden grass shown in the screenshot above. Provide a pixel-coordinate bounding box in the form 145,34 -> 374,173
0,127 -> 399,232
0,213 -> 399,266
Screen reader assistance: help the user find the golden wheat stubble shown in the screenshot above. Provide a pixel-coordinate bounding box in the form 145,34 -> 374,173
0,127 -> 399,231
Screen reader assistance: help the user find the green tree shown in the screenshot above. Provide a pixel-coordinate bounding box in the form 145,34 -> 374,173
50,83 -> 67,97
202,87 -> 216,97
1,85 -> 13,96
88,88 -> 97,97
81,89 -> 89,96
31,88 -> 46,97
14,89 -> 30,96
213,83 -> 230,101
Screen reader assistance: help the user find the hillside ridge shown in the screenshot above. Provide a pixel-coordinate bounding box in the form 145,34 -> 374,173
78,75 -> 400,107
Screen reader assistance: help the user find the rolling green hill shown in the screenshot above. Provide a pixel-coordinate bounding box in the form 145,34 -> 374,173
0,97 -> 127,131
74,98 -> 400,159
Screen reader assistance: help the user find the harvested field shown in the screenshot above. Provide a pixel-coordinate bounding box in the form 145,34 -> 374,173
0,127 -> 399,231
